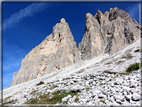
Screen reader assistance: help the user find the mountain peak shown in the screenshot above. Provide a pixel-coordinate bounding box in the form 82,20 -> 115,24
60,18 -> 66,23
79,7 -> 140,60
11,18 -> 81,86
11,7 -> 140,87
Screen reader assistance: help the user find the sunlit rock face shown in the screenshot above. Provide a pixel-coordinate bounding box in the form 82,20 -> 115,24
11,18 -> 81,86
11,7 -> 141,86
78,7 -> 140,60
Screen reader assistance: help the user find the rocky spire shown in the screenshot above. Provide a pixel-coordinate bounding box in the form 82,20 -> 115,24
11,7 -> 140,86
78,13 -> 105,60
108,7 -> 133,23
94,10 -> 104,26
11,18 -> 81,86
78,7 -> 140,60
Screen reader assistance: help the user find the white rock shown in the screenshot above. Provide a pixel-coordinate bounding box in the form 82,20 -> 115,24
62,95 -> 71,102
50,87 -> 59,94
125,95 -> 132,102
98,93 -> 106,99
132,93 -> 140,101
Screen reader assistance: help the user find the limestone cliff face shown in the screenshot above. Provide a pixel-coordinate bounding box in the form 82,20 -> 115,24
11,18 -> 81,86
78,7 -> 140,60
11,7 -> 140,86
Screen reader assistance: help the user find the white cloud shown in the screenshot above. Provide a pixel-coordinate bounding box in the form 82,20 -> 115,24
3,72 -> 13,89
3,39 -> 27,88
125,3 -> 139,21
3,3 -> 51,30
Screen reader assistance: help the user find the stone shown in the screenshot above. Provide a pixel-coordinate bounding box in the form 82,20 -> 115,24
69,85 -> 85,92
98,93 -> 106,99
125,95 -> 132,102
62,95 -> 71,102
132,93 -> 140,101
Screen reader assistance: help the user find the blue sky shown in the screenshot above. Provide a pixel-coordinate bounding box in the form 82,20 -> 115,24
2,2 -> 140,89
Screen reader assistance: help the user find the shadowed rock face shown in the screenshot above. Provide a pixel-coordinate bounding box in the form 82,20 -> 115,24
78,7 -> 140,60
11,18 -> 81,86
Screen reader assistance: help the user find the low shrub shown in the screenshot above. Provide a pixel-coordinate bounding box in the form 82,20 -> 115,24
25,90 -> 80,104
103,70 -> 117,75
116,61 -> 125,64
37,81 -> 44,85
134,49 -> 142,53
104,70 -> 130,76
86,88 -> 91,91
77,69 -> 84,73
99,83 -> 104,86
75,97 -> 79,102
121,54 -> 133,60
99,99 -> 105,103
105,62 -> 112,65
49,85 -> 58,90
25,98 -> 38,104
126,63 -> 140,73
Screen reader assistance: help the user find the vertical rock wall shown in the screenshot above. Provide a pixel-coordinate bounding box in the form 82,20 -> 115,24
78,7 -> 140,60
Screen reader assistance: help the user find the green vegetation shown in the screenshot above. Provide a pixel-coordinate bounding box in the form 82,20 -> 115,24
121,54 -> 133,60
77,69 -> 84,73
64,77 -> 70,80
25,90 -> 80,104
10,99 -> 18,104
104,70 -> 129,76
102,92 -> 106,95
105,62 -> 112,65
75,97 -> 79,102
47,81 -> 54,84
86,88 -> 91,92
116,60 -> 125,64
37,81 -> 44,85
119,72 -> 130,76
99,99 -> 105,103
30,90 -> 37,95
104,70 -> 117,75
3,99 -> 18,105
4,95 -> 12,103
26,98 -> 38,104
3,92 -> 19,104
104,63 -> 140,76
99,83 -> 105,86
126,63 -> 140,73
134,49 -> 142,53
49,85 -> 58,90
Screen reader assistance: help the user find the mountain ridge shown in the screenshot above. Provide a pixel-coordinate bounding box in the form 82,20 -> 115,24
10,7 -> 141,87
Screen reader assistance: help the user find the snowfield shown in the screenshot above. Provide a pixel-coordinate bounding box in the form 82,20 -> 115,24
1,39 -> 141,106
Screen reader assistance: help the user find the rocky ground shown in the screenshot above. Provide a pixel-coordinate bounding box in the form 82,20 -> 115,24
1,39 -> 141,106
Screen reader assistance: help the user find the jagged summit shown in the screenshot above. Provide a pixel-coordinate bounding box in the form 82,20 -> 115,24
109,7 -> 133,23
11,18 -> 81,86
78,7 -> 140,60
11,7 -> 140,87
60,18 -> 66,23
